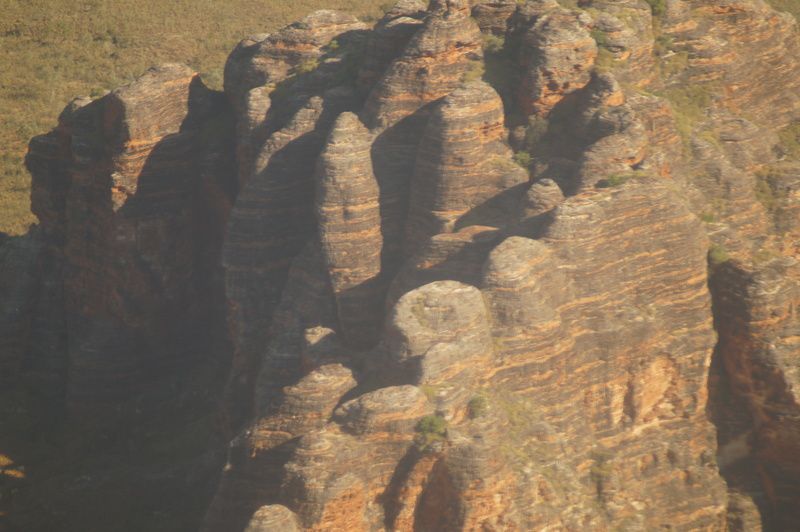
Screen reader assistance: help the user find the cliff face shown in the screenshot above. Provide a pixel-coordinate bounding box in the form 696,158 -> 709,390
23,64 -> 235,417
3,0 -> 800,530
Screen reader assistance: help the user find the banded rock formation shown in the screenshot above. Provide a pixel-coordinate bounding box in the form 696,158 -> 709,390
4,0 -> 800,530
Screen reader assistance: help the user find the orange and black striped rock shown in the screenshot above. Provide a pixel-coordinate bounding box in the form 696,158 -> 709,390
12,0 -> 800,529
356,0 -> 427,96
361,0 -> 483,282
315,113 -> 384,348
282,385 -> 433,530
405,80 -> 527,255
203,364 -> 356,532
515,2 -> 598,117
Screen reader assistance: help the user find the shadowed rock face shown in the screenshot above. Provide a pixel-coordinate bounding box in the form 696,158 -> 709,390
316,113 -> 384,348
25,64 -> 235,417
8,0 -> 800,530
710,258 -> 800,530
405,80 -> 526,254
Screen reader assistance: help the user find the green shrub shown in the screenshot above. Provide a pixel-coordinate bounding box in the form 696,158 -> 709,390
708,244 -> 730,266
415,414 -> 448,451
595,170 -> 647,188
653,34 -> 674,57
658,85 -> 715,142
524,115 -> 549,153
594,47 -> 616,72
513,151 -> 532,169
462,60 -> 486,82
590,28 -> 609,48
777,120 -> 800,159
294,57 -> 320,74
645,0 -> 667,17
755,174 -> 779,212
467,395 -> 488,419
660,50 -> 689,78
325,39 -> 340,53
482,33 -> 505,54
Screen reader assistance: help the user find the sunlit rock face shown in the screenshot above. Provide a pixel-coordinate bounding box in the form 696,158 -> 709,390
11,0 -> 800,530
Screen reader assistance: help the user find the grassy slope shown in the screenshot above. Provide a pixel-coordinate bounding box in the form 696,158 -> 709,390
768,0 -> 800,20
0,0 -> 384,235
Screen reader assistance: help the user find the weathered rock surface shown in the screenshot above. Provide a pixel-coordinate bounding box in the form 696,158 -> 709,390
282,385 -> 433,530
361,0 -> 483,284
224,11 -> 367,107
244,505 -> 301,532
662,0 -> 800,129
710,258 -> 800,530
471,0 -> 517,35
386,281 -> 494,412
223,97 -> 334,418
356,0 -> 427,95
203,364 -> 356,532
516,2 -> 598,117
315,113 -> 384,348
10,0 -> 800,530
25,63 -> 235,416
405,80 -> 527,254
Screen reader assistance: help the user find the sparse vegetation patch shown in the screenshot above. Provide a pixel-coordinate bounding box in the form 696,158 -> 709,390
708,244 -> 731,266
414,414 -> 448,451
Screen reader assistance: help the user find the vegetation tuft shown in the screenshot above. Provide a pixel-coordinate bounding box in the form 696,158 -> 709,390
645,0 -> 667,18
414,414 -> 448,451
767,0 -> 800,21
777,120 -> 800,159
595,170 -> 648,188
708,244 -> 731,266
467,395 -> 488,419
513,151 -> 533,169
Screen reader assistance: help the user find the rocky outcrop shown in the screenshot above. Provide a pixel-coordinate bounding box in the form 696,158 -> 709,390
385,281 -> 494,413
404,80 -> 527,254
25,64 -> 235,416
662,0 -> 800,130
362,0 -> 482,130
362,0 -> 483,284
282,385 -> 433,530
0,232 -> 42,380
388,225 -> 501,305
224,11 -> 367,107
244,505 -> 301,532
223,97 -> 329,413
710,258 -> 800,531
356,0 -> 427,95
315,113 -> 383,348
471,0 -> 516,35
515,2 -> 598,117
479,182 -> 728,529
12,0 -> 800,530
203,364 -> 356,532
